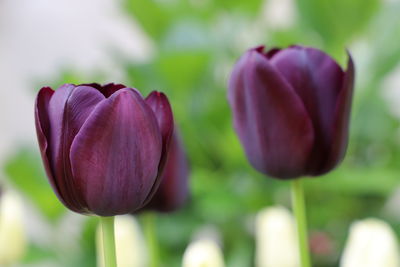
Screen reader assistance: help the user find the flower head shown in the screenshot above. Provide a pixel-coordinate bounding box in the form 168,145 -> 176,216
228,45 -> 355,179
35,83 -> 173,216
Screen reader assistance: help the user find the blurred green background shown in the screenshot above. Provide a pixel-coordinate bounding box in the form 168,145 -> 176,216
2,0 -> 400,266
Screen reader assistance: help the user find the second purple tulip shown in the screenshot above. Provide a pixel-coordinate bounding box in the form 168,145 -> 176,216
228,45 -> 355,179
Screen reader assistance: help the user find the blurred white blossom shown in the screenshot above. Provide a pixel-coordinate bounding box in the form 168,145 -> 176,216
382,63 -> 400,118
97,215 -> 148,267
384,187 -> 400,221
182,238 -> 225,267
0,190 -> 27,265
340,218 -> 400,267
259,0 -> 296,30
255,206 -> 300,267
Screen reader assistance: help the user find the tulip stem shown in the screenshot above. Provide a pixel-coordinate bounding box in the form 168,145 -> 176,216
100,216 -> 117,267
291,179 -> 311,267
143,213 -> 160,267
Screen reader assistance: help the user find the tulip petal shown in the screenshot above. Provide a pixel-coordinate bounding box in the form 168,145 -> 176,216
228,48 -> 314,179
145,91 -> 174,169
139,91 -> 174,205
270,47 -> 345,174
47,84 -> 105,212
82,83 -> 126,97
322,53 -> 355,173
47,84 -> 75,169
64,86 -> 107,145
35,87 -> 65,201
70,88 -> 162,216
264,47 -> 281,59
63,86 -> 106,210
45,84 -> 83,211
147,131 -> 189,212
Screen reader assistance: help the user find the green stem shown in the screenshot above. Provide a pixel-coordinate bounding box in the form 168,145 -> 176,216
143,213 -> 159,267
291,179 -> 311,267
100,216 -> 117,267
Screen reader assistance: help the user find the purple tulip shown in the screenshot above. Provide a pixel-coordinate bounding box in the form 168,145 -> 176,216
34,83 -> 173,216
228,45 -> 355,179
141,130 -> 190,213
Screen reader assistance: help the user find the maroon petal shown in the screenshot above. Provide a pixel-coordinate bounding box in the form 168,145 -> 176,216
34,87 -> 65,202
264,47 -> 281,59
82,83 -> 126,97
143,130 -> 189,212
142,91 -> 174,205
270,46 -> 345,174
62,86 -> 105,211
46,84 -> 84,211
47,84 -> 104,212
47,84 -> 75,169
228,48 -> 314,179
321,53 -> 355,174
102,83 -> 126,97
145,91 -> 174,169
64,86 -> 106,143
69,88 -> 162,216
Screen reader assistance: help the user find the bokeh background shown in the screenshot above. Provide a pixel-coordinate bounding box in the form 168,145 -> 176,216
1,0 -> 400,266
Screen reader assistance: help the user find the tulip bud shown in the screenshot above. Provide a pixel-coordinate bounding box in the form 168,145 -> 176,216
340,218 -> 400,267
0,190 -> 27,265
228,45 -> 355,179
34,83 -> 174,216
255,206 -> 300,267
97,215 -> 148,267
182,238 -> 225,267
142,130 -> 190,212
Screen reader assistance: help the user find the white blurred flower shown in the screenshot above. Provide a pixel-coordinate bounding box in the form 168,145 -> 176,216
382,63 -> 400,118
0,190 -> 27,265
384,187 -> 400,221
255,206 -> 300,267
340,218 -> 400,267
182,238 -> 225,267
259,0 -> 296,30
97,215 -> 148,267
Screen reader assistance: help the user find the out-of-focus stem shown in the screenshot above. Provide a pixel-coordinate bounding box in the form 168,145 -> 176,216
143,213 -> 160,267
291,179 -> 311,267
100,216 -> 117,267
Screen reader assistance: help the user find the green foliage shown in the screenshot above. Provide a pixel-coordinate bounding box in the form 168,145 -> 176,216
297,0 -> 380,47
4,148 -> 65,220
124,0 -> 173,40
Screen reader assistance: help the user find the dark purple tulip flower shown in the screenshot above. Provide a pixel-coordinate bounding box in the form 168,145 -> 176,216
35,83 -> 174,216
228,45 -> 355,179
141,130 -> 189,213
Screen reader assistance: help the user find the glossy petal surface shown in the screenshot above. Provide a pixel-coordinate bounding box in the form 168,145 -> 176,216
322,54 -> 355,174
143,91 -> 174,204
35,87 -> 62,200
145,91 -> 174,161
228,45 -> 355,179
44,85 -> 105,212
270,47 -> 345,174
228,48 -> 314,179
82,83 -> 126,97
70,88 -> 162,216
144,131 -> 189,212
